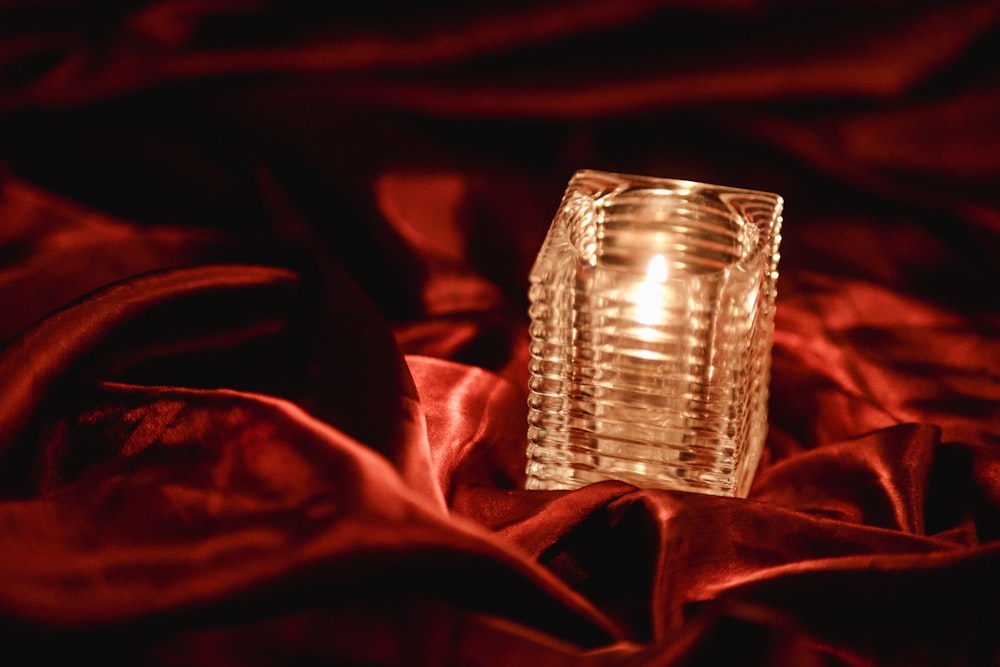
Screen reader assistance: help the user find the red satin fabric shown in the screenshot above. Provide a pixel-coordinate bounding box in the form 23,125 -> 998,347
2,2 -> 999,665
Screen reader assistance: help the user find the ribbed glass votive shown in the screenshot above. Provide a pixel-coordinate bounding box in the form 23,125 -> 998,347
525,170 -> 784,497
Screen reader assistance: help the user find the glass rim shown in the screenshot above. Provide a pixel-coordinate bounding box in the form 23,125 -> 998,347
568,168 -> 784,210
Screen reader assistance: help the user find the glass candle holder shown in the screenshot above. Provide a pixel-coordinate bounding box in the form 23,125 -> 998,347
525,170 -> 784,497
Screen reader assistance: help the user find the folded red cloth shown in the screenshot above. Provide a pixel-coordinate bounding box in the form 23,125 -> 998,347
1,2 -> 998,665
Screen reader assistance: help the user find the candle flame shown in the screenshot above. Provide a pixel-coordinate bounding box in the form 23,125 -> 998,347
636,254 -> 668,326
646,253 -> 668,283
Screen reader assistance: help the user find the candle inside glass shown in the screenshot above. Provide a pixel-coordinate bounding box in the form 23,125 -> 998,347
635,254 -> 668,329
525,170 -> 783,497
